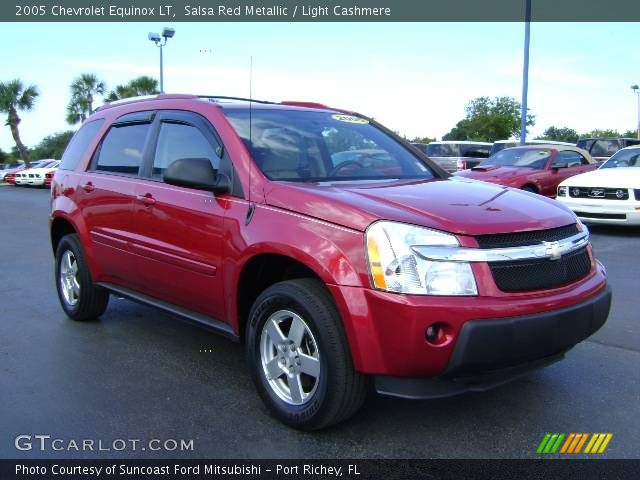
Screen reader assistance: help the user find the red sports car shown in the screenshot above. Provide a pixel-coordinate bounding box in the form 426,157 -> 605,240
455,145 -> 597,197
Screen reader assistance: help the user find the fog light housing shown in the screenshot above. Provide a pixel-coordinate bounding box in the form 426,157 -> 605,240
425,322 -> 452,346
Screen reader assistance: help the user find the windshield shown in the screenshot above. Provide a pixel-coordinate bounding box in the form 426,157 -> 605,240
223,109 -> 435,182
480,148 -> 552,169
600,148 -> 640,168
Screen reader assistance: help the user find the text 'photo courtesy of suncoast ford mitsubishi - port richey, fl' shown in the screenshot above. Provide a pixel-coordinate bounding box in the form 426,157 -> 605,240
1,5 -> 639,478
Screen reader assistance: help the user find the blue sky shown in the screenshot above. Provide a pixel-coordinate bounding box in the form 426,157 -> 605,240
1,22 -> 639,152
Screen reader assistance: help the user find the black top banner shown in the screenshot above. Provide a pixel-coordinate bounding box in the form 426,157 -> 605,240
3,0 -> 640,22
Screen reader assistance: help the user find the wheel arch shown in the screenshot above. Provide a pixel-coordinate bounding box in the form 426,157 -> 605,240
234,252 -> 328,342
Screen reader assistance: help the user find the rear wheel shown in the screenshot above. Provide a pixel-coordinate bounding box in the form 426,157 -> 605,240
55,234 -> 109,321
246,279 -> 368,430
521,185 -> 538,193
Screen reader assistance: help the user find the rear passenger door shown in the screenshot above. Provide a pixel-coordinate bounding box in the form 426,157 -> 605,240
128,111 -> 229,321
78,113 -> 153,287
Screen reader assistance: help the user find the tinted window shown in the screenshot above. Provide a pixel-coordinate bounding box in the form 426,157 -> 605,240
95,123 -> 150,175
460,144 -> 491,158
600,148 -> 640,168
482,148 -> 551,169
426,144 -> 458,157
59,119 -> 104,171
153,122 -> 219,178
224,109 -> 434,182
590,140 -> 619,158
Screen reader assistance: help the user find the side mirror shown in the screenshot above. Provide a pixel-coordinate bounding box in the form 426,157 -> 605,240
550,162 -> 566,170
163,158 -> 230,194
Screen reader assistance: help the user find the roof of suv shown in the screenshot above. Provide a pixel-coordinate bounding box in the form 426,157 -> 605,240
95,93 -> 349,114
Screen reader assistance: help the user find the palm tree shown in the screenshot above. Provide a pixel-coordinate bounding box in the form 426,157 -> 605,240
0,79 -> 39,166
66,73 -> 106,125
105,76 -> 159,101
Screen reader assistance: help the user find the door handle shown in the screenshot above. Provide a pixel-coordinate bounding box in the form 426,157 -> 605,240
136,194 -> 156,206
81,182 -> 95,193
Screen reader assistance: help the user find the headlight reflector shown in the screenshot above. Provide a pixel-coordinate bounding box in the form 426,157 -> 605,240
365,221 -> 477,296
557,185 -> 567,196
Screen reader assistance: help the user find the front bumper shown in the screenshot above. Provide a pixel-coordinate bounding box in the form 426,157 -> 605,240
375,285 -> 611,399
557,196 -> 640,225
328,262 -> 609,378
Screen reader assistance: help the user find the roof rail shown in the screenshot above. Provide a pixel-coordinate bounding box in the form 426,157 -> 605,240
95,93 -> 198,112
199,95 -> 278,105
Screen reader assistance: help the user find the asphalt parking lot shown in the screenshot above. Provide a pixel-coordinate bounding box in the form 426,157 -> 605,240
0,185 -> 638,459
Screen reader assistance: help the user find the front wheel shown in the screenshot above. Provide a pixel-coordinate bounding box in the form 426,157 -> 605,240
55,234 -> 109,321
246,279 -> 368,430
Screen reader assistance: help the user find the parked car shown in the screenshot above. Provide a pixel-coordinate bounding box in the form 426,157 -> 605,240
0,162 -> 21,171
5,160 -> 55,184
456,145 -> 597,197
15,160 -> 60,187
1,163 -> 28,182
490,139 -> 575,156
556,145 -> 640,225
422,141 -> 492,172
50,94 -> 611,430
576,137 -> 640,164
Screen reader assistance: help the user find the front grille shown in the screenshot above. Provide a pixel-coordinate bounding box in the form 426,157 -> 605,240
476,224 -> 579,249
569,186 -> 629,200
489,247 -> 591,292
28,174 -> 34,178
575,211 -> 626,220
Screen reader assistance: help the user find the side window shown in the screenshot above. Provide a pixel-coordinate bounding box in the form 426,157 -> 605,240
153,122 -> 219,178
59,119 -> 104,171
95,123 -> 150,175
590,140 -> 619,158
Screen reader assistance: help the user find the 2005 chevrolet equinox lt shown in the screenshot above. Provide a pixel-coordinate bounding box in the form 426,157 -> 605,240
50,94 -> 611,430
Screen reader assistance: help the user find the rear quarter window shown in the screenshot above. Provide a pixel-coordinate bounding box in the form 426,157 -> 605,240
59,119 -> 104,171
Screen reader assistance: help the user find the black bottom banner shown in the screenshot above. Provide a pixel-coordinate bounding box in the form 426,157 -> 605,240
1,459 -> 639,480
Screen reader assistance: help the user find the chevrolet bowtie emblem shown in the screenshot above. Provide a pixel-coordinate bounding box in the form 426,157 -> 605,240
542,241 -> 563,260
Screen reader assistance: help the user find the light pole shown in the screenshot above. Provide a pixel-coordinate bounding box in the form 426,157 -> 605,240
148,27 -> 175,93
519,0 -> 531,145
632,85 -> 640,140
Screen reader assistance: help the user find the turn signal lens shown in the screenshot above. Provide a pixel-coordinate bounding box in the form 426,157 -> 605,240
366,235 -> 387,290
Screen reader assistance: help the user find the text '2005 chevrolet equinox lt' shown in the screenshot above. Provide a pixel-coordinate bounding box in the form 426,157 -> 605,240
50,94 -> 611,430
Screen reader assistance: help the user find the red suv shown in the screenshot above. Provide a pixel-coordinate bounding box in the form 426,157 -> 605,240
50,95 -> 611,430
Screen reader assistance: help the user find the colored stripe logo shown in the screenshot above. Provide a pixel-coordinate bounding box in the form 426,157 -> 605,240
537,433 -> 613,454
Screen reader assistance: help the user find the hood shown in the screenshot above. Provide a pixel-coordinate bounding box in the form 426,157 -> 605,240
560,167 -> 640,189
457,165 -> 534,183
264,177 -> 576,236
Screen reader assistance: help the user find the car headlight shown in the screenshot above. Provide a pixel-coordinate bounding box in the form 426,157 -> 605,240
365,221 -> 478,296
557,185 -> 567,196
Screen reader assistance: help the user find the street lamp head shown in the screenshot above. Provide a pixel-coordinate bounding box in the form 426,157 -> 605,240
148,32 -> 161,43
162,27 -> 175,39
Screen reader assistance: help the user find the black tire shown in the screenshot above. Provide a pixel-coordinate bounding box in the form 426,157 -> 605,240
246,279 -> 368,430
55,233 -> 109,321
521,185 -> 538,193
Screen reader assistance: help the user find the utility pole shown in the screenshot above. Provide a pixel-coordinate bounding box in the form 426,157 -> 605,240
519,0 -> 531,145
